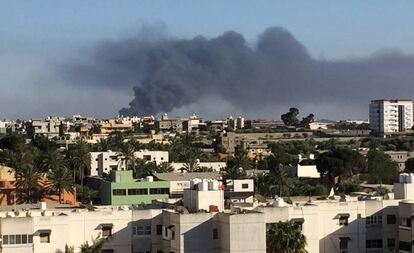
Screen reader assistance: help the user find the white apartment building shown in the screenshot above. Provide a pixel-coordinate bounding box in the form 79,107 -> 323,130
6,174 -> 414,253
89,150 -> 169,177
369,99 -> 413,135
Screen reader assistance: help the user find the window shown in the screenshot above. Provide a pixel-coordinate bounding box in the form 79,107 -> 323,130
128,188 -> 148,195
40,233 -> 50,243
241,184 -> 249,189
339,237 -> 350,250
15,234 -> 21,244
387,238 -> 395,249
102,227 -> 112,237
3,235 -> 8,244
366,215 -> 382,226
401,217 -> 412,227
399,241 -> 412,251
156,225 -> 163,235
134,226 -> 151,236
387,215 -> 396,224
337,214 -> 350,226
150,188 -> 169,195
143,155 -> 151,161
21,234 -> 27,244
1,234 -> 33,245
212,228 -> 218,240
291,218 -> 305,231
9,235 -> 15,244
113,189 -> 126,196
366,239 -> 383,249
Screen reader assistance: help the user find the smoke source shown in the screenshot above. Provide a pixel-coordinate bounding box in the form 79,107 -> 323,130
62,26 -> 414,119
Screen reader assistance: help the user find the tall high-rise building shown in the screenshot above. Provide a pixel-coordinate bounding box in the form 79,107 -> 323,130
369,99 -> 413,135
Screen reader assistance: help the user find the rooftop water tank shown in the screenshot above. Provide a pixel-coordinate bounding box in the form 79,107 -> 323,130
273,196 -> 285,207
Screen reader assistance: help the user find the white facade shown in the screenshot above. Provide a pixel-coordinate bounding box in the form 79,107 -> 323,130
89,150 -> 169,177
258,198 -> 399,253
170,162 -> 226,172
369,99 -> 413,134
287,154 -> 320,178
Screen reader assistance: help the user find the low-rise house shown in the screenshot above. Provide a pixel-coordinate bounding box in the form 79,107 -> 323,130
100,170 -> 170,205
224,179 -> 255,207
99,119 -> 134,134
287,154 -> 320,178
156,113 -> 184,133
0,166 -> 76,206
384,150 -> 413,171
154,172 -> 222,198
170,161 -> 226,172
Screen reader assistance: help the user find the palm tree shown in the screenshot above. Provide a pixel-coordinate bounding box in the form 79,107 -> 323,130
267,221 -> 307,253
131,159 -> 153,178
268,168 -> 292,197
14,164 -> 43,204
224,152 -> 251,179
119,142 -> 136,170
76,185 -> 98,204
41,150 -> 66,173
70,140 -> 91,186
47,166 -> 74,204
96,138 -> 111,152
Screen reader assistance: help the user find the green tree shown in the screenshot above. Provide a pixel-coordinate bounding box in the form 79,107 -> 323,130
367,150 -> 399,184
225,153 -> 251,179
281,108 -> 300,126
70,140 -> 91,186
405,157 -> 414,173
47,165 -> 74,204
76,185 -> 98,204
315,148 -> 367,185
267,221 -> 307,253
268,168 -> 293,197
119,141 -> 136,170
40,150 -> 67,173
14,164 -> 44,204
300,114 -> 315,128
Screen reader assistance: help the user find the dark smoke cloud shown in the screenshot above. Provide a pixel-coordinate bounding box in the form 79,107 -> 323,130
61,26 -> 414,118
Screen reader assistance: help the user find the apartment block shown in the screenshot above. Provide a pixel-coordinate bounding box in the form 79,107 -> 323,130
89,150 -> 169,177
369,99 -> 413,135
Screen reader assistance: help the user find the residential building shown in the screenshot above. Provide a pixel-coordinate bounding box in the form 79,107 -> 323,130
156,114 -> 184,133
257,198 -> 399,253
369,99 -> 413,135
100,170 -> 170,205
183,113 -> 204,133
384,150 -> 413,171
89,150 -> 169,177
170,161 -> 226,172
224,179 -> 255,206
26,118 -> 61,139
154,172 -> 222,198
309,119 -> 336,130
287,154 -> 320,178
0,166 -> 76,206
218,131 -> 313,154
99,119 -> 134,134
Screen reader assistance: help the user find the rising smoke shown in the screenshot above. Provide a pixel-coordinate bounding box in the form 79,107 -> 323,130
61,26 -> 414,118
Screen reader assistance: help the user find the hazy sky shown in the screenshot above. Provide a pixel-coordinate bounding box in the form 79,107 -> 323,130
1,1 -> 414,120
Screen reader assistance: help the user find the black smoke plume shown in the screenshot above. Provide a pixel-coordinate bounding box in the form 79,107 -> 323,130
62,27 -> 414,118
